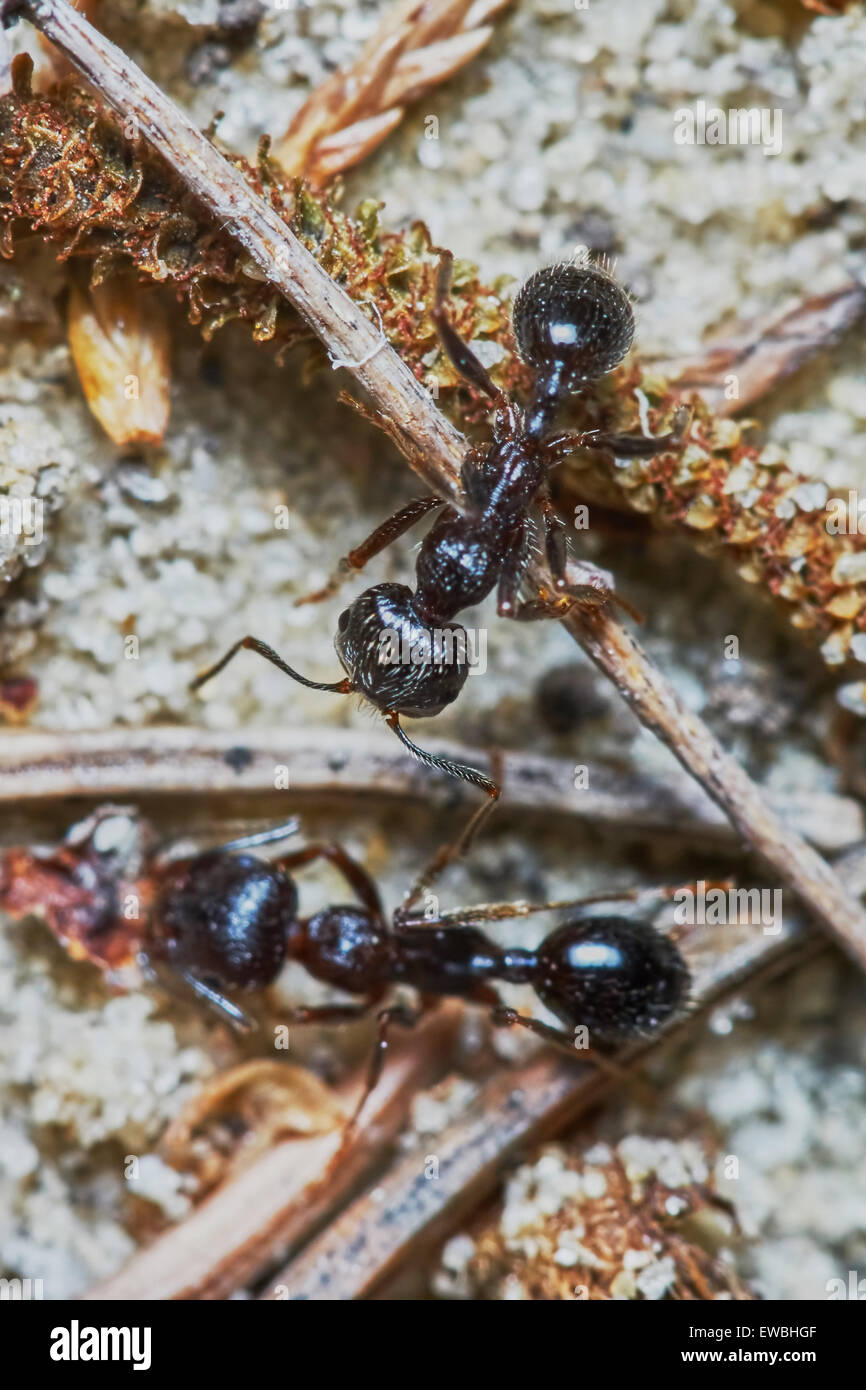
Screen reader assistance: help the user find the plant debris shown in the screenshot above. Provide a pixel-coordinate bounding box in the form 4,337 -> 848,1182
433,1137 -> 751,1301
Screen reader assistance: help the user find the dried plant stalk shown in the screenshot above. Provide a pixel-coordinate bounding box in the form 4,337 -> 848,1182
0,58 -> 520,427
0,727 -> 861,855
650,283 -> 866,417
275,0 -> 510,184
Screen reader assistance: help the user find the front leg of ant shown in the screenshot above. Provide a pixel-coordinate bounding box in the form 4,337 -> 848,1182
274,842 -> 383,917
142,957 -> 256,1033
190,635 -> 352,696
274,1000 -> 380,1027
296,495 -> 447,607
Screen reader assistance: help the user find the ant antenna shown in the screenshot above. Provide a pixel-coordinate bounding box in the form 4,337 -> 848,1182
190,636 -> 352,696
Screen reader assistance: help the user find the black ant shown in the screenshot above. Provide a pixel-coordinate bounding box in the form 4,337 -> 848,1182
143,817 -> 691,1132
191,254 -> 688,825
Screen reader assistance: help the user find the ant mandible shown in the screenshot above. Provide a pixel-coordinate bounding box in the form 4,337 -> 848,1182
145,817 -> 691,1132
191,253 -> 689,822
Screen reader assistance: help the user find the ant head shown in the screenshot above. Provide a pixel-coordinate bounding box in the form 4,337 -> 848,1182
535,915 -> 689,1043
513,261 -> 634,391
335,582 -> 469,718
151,849 -> 298,991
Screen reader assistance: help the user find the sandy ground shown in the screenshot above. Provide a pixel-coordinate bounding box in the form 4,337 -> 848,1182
1,0 -> 865,1299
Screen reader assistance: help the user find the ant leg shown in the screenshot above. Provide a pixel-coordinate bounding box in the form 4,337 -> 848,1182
274,1000 -> 380,1027
339,1002 -> 421,1149
141,953 -> 256,1032
190,635 -> 352,695
543,405 -> 692,465
432,249 -> 501,402
217,819 -> 301,853
385,711 -> 501,801
296,494 -> 446,607
489,1003 -> 629,1081
274,842 -> 383,917
395,887 -> 642,929
401,748 -> 505,915
496,524 -> 529,618
537,483 -> 568,591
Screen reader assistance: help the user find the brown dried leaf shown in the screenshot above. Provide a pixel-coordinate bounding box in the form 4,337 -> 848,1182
651,283 -> 866,416
67,274 -> 171,446
274,0 -> 510,183
161,1060 -> 346,1195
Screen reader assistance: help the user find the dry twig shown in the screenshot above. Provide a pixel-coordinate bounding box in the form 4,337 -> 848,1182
5,0 -> 866,972
0,727 -> 861,855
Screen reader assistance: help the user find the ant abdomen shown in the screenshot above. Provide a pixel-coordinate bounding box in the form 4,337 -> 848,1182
513,261 -> 635,391
151,851 -> 297,991
534,916 -> 689,1042
335,581 -> 470,718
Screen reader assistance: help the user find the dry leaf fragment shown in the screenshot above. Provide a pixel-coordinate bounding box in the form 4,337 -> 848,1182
652,283 -> 866,416
161,1059 -> 346,1196
274,0 -> 510,184
67,273 -> 171,446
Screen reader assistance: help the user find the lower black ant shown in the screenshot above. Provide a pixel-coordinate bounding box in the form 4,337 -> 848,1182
191,253 -> 689,830
144,817 -> 691,1133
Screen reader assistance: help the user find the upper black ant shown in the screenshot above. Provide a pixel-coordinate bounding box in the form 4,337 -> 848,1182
191,254 -> 688,825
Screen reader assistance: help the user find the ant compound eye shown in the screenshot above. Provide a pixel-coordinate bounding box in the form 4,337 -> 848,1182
513,262 -> 634,385
337,607 -> 351,633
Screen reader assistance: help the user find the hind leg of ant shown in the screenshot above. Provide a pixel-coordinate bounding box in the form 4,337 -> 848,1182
190,635 -> 352,696
432,249 -> 502,403
326,1002 -> 422,1171
400,749 -> 505,916
296,495 -> 448,607
503,575 -> 643,626
488,1002 -> 631,1082
273,842 -> 383,918
537,483 -> 569,592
